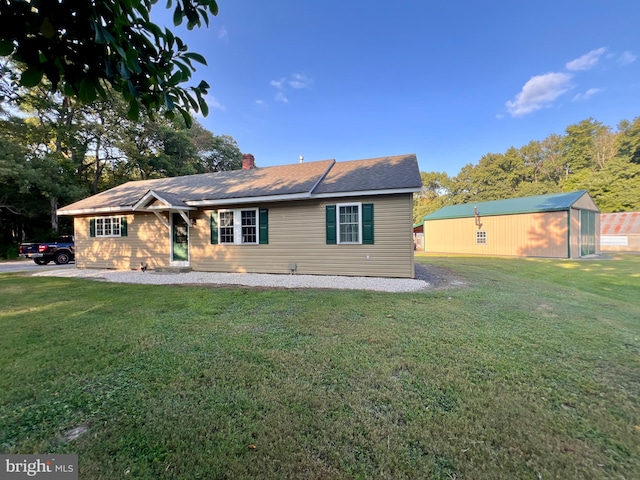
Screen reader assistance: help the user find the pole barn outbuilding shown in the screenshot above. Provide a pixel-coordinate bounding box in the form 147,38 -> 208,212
421,191 -> 600,258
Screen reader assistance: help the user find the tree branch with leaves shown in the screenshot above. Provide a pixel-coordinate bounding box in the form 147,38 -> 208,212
0,0 -> 217,126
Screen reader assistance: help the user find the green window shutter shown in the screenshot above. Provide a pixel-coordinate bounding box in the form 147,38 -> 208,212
89,218 -> 96,237
210,211 -> 218,244
362,203 -> 374,244
120,217 -> 128,237
259,208 -> 269,244
326,205 -> 337,244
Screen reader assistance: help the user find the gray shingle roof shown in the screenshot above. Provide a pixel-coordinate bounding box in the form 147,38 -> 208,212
58,154 -> 421,215
313,154 -> 422,194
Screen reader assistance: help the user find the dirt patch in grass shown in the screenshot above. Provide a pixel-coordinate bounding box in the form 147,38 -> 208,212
414,263 -> 469,290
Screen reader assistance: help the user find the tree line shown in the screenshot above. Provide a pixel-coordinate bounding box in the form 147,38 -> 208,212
414,117 -> 640,223
0,62 -> 242,258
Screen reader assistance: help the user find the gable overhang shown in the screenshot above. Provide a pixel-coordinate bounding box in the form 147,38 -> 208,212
132,190 -> 196,212
130,190 -> 196,227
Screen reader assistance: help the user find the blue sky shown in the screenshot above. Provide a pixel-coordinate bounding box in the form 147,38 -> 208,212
159,0 -> 639,176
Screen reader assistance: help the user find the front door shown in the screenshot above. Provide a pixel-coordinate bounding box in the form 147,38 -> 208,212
172,213 -> 189,264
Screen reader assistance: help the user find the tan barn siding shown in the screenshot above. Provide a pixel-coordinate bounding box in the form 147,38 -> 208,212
191,194 -> 415,278
572,194 -> 600,211
74,213 -> 170,269
569,209 -> 580,258
425,211 -> 570,258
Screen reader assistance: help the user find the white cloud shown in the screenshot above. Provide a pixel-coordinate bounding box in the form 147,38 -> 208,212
288,73 -> 312,89
269,74 -> 312,104
274,91 -> 288,103
255,99 -> 266,106
218,27 -> 228,42
572,88 -> 601,102
270,77 -> 286,89
505,72 -> 572,117
619,51 -> 637,65
565,47 -> 606,71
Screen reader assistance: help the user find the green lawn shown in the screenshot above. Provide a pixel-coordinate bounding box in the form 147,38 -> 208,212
1,255 -> 639,479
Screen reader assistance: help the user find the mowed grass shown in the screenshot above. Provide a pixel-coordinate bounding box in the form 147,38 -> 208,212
1,255 -> 639,479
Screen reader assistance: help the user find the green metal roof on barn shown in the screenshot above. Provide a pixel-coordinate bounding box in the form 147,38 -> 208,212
423,190 -> 592,221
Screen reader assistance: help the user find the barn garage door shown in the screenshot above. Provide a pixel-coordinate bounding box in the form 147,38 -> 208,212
580,210 -> 596,256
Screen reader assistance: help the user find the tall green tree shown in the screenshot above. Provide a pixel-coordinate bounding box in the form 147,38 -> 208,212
413,171 -> 450,222
616,117 -> 640,165
562,118 -> 604,173
198,133 -> 243,172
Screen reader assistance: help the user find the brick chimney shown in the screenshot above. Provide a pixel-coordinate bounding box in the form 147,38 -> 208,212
242,153 -> 256,170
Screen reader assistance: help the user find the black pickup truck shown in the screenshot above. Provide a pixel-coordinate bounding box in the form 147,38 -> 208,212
19,235 -> 75,265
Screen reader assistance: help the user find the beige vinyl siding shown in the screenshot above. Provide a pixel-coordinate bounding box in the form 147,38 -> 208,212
73,194 -> 415,277
191,194 -> 415,278
74,213 -> 170,270
569,208 -> 580,258
424,211 -> 570,258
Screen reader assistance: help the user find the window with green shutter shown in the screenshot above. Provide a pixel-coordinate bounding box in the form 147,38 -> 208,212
326,203 -> 374,245
211,208 -> 268,245
91,216 -> 125,237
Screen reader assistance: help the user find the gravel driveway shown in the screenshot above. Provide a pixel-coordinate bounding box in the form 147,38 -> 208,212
31,266 -> 435,293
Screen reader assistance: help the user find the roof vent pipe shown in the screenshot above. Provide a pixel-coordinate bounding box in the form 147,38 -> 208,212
299,155 -> 304,164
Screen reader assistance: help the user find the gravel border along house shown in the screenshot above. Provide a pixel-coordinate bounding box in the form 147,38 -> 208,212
31,265 -> 439,293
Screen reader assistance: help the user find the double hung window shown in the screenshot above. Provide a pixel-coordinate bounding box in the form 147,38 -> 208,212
95,217 -> 121,237
325,203 -> 374,245
213,208 -> 264,245
338,204 -> 361,244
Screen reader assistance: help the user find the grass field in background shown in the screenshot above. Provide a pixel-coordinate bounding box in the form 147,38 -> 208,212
1,255 -> 639,479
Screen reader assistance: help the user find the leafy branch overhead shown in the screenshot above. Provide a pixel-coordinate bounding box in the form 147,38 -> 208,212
0,0 -> 218,126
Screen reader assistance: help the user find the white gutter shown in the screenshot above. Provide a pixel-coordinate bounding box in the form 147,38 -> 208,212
57,206 -> 132,216
311,187 -> 422,199
186,192 -> 313,207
